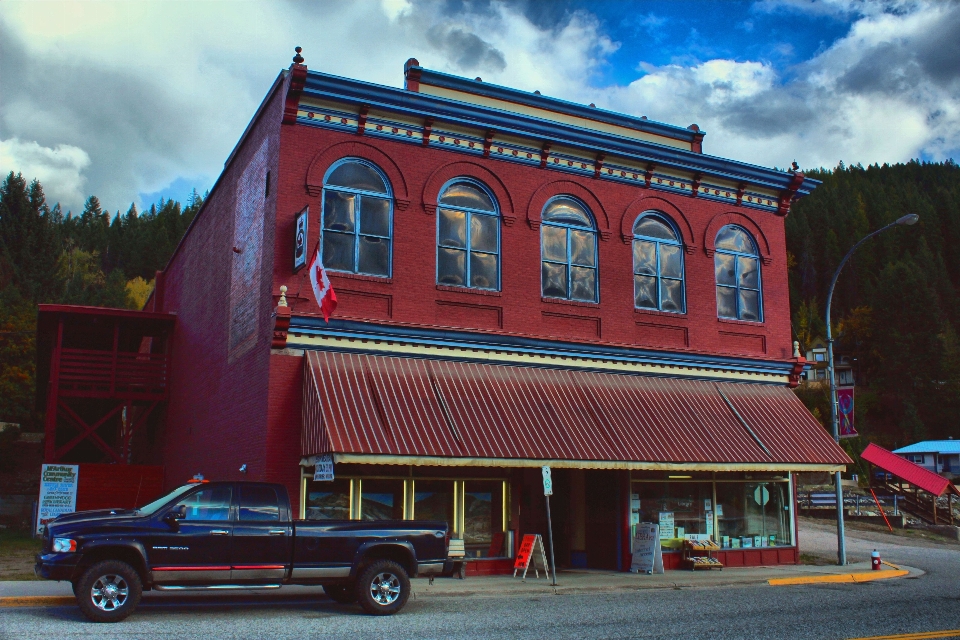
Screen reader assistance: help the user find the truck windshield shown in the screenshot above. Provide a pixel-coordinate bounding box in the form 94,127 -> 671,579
136,485 -> 199,516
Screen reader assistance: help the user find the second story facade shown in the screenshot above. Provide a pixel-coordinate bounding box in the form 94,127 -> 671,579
262,57 -> 817,379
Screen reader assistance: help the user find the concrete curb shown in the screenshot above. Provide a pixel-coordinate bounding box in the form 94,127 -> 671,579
768,569 -> 909,586
0,596 -> 75,608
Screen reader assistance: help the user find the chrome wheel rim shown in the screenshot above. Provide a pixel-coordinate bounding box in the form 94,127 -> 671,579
369,572 -> 401,606
91,574 -> 129,612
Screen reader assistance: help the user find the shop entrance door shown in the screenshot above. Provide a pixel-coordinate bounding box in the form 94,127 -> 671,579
584,471 -> 619,570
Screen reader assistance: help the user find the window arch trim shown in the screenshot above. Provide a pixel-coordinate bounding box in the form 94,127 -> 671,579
527,180 -> 610,239
619,196 -> 695,252
322,158 -> 393,197
703,211 -> 771,265
305,140 -> 409,209
421,161 -> 515,224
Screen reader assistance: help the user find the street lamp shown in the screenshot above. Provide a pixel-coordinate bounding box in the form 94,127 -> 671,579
826,213 -> 918,565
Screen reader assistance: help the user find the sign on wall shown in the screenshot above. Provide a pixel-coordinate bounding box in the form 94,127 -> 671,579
293,207 -> 308,272
837,386 -> 857,438
313,454 -> 334,482
36,464 -> 79,535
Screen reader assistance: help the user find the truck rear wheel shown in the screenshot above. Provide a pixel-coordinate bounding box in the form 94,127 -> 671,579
75,560 -> 142,623
322,583 -> 357,604
355,560 -> 410,615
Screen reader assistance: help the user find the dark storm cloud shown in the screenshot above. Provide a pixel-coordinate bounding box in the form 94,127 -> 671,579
839,3 -> 960,94
426,23 -> 506,72
719,85 -> 822,136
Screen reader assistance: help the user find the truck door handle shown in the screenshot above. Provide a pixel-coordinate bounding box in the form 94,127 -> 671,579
268,530 -> 286,536
210,529 -> 229,536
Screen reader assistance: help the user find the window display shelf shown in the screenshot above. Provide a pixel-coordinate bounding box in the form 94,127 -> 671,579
681,540 -> 723,570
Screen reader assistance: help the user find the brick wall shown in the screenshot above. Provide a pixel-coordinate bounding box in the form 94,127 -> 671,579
270,125 -> 794,362
155,73 -> 285,489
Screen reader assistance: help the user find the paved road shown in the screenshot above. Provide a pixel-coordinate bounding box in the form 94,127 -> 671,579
3,521 -> 959,640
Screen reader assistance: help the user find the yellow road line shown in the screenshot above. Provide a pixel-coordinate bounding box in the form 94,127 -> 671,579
768,569 -> 908,586
0,596 -> 75,607
848,630 -> 960,639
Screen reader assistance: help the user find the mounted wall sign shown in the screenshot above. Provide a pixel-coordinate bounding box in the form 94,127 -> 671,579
293,207 -> 309,272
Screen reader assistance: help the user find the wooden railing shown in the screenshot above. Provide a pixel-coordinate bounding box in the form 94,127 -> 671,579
58,348 -> 168,397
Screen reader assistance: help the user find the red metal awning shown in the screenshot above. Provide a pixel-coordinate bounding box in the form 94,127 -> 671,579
861,443 -> 959,496
302,351 -> 851,470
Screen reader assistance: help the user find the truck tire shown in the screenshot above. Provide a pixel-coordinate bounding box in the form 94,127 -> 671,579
75,560 -> 142,623
322,583 -> 357,604
355,560 -> 410,616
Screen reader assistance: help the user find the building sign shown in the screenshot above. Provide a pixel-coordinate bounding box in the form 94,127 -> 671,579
36,464 -> 79,535
630,523 -> 664,574
541,465 -> 553,496
512,533 -> 549,580
837,386 -> 857,438
293,207 -> 308,272
313,454 -> 334,482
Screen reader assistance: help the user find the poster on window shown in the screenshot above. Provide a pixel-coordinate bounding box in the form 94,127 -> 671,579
837,386 -> 857,438
658,512 -> 675,539
36,464 -> 79,535
313,454 -> 334,482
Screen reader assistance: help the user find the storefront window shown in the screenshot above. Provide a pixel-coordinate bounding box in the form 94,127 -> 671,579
305,479 -> 350,520
414,480 -> 454,530
715,481 -> 792,548
360,479 -> 404,520
463,481 -> 505,558
632,482 -> 713,549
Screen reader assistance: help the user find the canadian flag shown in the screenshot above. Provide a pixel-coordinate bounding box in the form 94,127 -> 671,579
308,242 -> 338,322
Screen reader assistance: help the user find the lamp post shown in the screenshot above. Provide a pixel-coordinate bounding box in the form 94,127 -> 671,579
826,213 -> 918,565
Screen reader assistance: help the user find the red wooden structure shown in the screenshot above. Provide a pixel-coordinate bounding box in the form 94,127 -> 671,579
36,305 -> 176,465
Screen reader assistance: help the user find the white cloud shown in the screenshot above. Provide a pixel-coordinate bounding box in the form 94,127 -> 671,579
0,0 -> 956,214
600,1 -> 960,170
0,138 -> 90,206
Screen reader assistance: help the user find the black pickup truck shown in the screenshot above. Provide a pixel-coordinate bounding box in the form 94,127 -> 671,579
35,480 -> 450,622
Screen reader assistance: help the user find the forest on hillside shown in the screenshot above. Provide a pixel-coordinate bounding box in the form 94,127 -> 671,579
0,172 -> 202,431
788,160 -> 960,461
2,162 -> 960,457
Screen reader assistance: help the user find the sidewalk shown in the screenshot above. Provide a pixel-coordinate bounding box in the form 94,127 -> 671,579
0,561 -> 919,607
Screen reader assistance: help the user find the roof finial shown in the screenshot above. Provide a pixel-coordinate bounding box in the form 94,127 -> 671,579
279,285 -> 288,307
791,160 -> 800,172
293,46 -> 304,64
793,340 -> 801,358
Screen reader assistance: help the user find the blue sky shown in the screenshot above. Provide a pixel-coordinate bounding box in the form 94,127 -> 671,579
2,0 -> 958,214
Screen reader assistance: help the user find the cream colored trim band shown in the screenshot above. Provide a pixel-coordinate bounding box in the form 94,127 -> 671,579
300,454 -> 843,473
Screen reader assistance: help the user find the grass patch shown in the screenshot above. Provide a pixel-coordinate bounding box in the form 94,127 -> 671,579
0,529 -> 42,581
799,553 -> 833,566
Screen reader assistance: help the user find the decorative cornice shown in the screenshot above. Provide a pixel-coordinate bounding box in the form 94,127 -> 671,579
282,64 -> 307,125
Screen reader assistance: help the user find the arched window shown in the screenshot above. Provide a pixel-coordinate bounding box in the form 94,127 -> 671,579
633,213 -> 684,313
715,225 -> 762,321
436,180 -> 500,290
321,159 -> 393,277
541,197 -> 598,302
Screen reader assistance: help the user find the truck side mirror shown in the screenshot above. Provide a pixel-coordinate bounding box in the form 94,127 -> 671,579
163,505 -> 187,529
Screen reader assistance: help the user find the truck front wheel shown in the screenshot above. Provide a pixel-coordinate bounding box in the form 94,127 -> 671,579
75,560 -> 142,623
355,560 -> 410,615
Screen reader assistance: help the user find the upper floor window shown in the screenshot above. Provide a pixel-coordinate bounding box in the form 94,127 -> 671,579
715,225 -> 761,321
633,213 -> 684,313
322,159 -> 392,277
541,197 -> 597,302
437,181 -> 499,290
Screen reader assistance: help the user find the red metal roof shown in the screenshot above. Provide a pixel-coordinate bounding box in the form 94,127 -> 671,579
302,351 -> 851,467
860,443 -> 959,496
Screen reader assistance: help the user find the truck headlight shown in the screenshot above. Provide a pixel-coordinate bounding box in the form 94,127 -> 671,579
52,538 -> 77,553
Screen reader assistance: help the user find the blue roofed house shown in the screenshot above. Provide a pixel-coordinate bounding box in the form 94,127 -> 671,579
893,440 -> 960,478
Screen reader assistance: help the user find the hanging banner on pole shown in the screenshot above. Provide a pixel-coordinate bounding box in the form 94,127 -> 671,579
837,386 -> 857,438
36,464 -> 79,535
630,523 -> 664,574
512,534 -> 550,580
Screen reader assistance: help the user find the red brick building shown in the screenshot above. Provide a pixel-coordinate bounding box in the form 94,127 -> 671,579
43,50 -> 850,572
